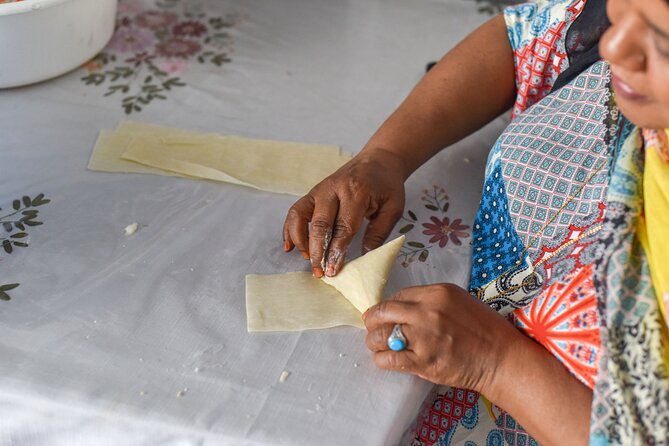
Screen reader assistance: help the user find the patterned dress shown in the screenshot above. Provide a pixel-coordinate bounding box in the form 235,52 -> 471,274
403,1 -> 669,445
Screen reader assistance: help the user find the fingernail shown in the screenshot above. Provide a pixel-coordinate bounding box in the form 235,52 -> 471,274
324,258 -> 334,277
312,267 -> 324,278
283,241 -> 290,251
325,249 -> 342,277
301,251 -> 310,260
362,309 -> 369,320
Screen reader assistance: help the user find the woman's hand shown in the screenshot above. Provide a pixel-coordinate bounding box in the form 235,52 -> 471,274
283,148 -> 407,278
365,284 -> 594,446
363,283 -> 522,394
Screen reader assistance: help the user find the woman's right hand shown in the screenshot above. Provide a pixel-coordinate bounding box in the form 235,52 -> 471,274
281,14 -> 516,279
282,148 -> 407,278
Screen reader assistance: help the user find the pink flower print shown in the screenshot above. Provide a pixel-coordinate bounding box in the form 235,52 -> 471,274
155,58 -> 188,74
108,27 -> 155,54
135,11 -> 178,30
173,21 -> 207,38
156,39 -> 201,58
422,216 -> 470,248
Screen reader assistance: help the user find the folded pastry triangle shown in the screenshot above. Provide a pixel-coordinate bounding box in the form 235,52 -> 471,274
322,235 -> 404,314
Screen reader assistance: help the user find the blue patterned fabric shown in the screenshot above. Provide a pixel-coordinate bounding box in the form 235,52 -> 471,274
467,61 -> 610,313
470,160 -> 525,290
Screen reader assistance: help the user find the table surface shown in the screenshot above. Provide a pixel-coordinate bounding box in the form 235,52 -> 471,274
0,0 -> 509,444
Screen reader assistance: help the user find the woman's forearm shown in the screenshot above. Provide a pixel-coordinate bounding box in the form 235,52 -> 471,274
359,14 -> 517,180
485,334 -> 593,446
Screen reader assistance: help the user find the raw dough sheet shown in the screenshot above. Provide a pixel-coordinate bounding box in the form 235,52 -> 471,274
88,121 -> 352,196
246,236 -> 404,332
322,235 -> 405,313
246,272 -> 364,332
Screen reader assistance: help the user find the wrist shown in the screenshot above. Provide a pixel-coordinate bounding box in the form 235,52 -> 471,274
479,328 -> 533,405
356,146 -> 413,181
477,325 -> 593,446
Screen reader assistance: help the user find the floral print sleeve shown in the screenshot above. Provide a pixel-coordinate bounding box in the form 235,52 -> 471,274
504,0 -> 587,118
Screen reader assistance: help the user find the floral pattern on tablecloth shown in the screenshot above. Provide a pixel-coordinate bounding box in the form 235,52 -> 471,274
397,185 -> 471,267
81,0 -> 241,114
0,194 -> 50,301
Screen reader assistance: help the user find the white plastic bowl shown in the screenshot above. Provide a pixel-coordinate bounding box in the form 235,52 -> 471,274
0,0 -> 118,88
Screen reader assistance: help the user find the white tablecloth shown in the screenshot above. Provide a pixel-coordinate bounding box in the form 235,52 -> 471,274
0,0 -> 509,444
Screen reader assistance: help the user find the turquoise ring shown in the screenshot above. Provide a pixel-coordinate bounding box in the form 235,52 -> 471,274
387,324 -> 407,351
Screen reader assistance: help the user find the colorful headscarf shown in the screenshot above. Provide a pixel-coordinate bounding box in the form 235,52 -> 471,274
589,124 -> 669,445
642,129 -> 669,336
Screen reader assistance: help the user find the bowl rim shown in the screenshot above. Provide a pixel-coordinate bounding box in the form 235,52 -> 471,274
0,0 -> 76,17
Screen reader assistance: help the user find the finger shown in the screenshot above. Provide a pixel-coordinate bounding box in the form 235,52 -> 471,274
284,196 -> 314,260
373,350 -> 420,373
361,204 -> 404,254
308,195 -> 339,278
365,323 -> 415,352
363,300 -> 417,331
324,197 -> 367,277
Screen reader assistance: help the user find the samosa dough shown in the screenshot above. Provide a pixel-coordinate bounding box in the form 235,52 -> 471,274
88,130 -> 185,176
246,272 -> 364,332
88,121 -> 352,196
87,122 -> 203,176
245,236 -> 404,332
322,235 -> 405,313
122,133 -> 351,196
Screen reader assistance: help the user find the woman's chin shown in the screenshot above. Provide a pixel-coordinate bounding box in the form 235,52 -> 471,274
615,97 -> 668,130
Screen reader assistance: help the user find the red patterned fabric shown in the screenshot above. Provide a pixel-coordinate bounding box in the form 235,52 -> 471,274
515,265 -> 600,388
513,202 -> 604,388
416,387 -> 479,443
511,1 -> 587,118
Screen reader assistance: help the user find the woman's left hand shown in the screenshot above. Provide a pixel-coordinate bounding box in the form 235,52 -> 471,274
364,283 -> 524,394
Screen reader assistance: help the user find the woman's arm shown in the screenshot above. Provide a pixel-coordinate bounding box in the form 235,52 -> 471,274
364,284 -> 592,446
360,13 -> 517,179
284,14 -> 517,276
487,327 -> 593,446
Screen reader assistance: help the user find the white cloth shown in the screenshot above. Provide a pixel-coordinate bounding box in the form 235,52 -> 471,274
0,0 -> 507,444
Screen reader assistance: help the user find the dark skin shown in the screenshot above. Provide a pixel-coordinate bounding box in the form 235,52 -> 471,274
363,285 -> 592,445
283,2 -> 669,444
283,15 -> 517,278
600,0 -> 669,128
